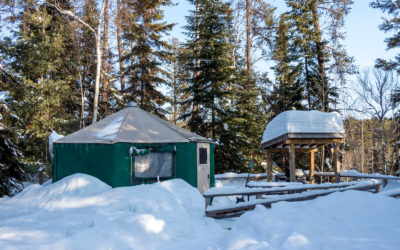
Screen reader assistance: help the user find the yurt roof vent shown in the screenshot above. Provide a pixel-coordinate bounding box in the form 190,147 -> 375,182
127,101 -> 138,108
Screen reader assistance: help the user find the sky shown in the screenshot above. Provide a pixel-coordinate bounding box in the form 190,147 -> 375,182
163,0 -> 397,71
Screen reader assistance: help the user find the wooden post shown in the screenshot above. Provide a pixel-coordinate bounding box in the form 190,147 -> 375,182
205,198 -> 211,208
267,150 -> 272,182
310,150 -> 315,184
289,144 -> 296,182
334,145 -> 341,183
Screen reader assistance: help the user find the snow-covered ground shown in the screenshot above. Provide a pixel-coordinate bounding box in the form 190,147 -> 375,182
1,174 -> 400,249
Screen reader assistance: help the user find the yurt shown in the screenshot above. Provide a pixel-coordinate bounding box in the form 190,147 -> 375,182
53,102 -> 214,193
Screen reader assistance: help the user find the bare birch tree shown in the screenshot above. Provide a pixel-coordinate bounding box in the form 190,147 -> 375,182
47,0 -> 106,123
355,68 -> 398,173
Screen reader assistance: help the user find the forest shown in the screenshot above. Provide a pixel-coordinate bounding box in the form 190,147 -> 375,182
1,0 -> 400,196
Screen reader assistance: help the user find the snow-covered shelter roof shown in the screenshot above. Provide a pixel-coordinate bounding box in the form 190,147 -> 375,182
55,104 -> 211,144
261,110 -> 345,149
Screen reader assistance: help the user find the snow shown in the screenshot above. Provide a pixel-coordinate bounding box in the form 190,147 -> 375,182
0,174 -> 223,249
95,116 -> 124,140
247,181 -> 302,187
48,131 -> 64,160
215,172 -> 285,179
220,191 -> 400,249
379,187 -> 400,197
1,174 -> 400,249
207,180 -> 380,211
262,110 -> 345,144
340,170 -> 400,180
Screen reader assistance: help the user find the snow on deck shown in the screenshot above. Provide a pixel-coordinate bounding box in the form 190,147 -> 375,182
262,110 -> 345,144
204,181 -> 371,197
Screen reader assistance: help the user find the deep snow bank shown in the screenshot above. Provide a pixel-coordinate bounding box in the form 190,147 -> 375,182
0,174 -> 222,249
1,174 -> 400,250
220,190 -> 400,249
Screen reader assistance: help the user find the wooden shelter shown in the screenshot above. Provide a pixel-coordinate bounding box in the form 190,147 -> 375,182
261,111 -> 346,183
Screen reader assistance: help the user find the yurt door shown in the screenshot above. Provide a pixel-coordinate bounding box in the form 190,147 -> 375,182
197,143 -> 210,194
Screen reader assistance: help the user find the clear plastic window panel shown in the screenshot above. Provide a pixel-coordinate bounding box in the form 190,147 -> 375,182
134,152 -> 172,178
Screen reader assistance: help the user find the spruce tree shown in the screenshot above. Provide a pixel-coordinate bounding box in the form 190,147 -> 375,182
370,0 -> 400,72
167,38 -> 191,125
183,0 -> 235,138
269,14 -> 304,117
123,0 -> 173,117
0,65 -> 25,197
1,2 -> 79,165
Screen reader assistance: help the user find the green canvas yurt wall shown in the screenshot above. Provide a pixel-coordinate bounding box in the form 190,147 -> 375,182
53,103 -> 214,192
53,142 -> 215,188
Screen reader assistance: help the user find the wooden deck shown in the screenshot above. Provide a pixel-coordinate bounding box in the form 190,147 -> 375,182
205,182 -> 381,219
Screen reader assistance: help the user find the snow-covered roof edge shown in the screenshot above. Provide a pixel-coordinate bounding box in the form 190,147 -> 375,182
261,110 -> 345,145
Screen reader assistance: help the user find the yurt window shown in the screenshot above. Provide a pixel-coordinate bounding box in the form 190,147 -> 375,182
134,152 -> 172,178
199,147 -> 208,164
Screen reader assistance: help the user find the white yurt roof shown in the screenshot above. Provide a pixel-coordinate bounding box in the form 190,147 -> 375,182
55,103 -> 211,144
261,110 -> 345,144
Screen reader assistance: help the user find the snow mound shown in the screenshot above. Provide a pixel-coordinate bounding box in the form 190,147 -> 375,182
1,174 -> 400,249
4,174 -> 111,210
220,190 -> 400,249
0,174 -> 222,249
262,110 -> 345,144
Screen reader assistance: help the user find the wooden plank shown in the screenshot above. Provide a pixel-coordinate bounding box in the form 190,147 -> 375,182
285,138 -> 344,145
339,174 -> 400,180
206,183 -> 381,218
262,133 -> 346,150
314,172 -> 335,177
261,134 -> 288,151
286,133 -> 345,139
267,150 -> 272,182
314,172 -> 400,180
267,148 -> 319,153
204,182 -> 355,198
310,150 -> 315,184
289,144 -> 296,182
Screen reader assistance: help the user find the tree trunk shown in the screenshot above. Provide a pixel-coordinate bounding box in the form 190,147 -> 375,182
101,0 -> 109,103
79,71 -> 85,129
380,120 -> 386,174
116,0 -> 125,93
246,0 -> 252,76
311,0 -> 328,111
193,0 -> 200,120
93,31 -> 101,123
173,55 -> 178,124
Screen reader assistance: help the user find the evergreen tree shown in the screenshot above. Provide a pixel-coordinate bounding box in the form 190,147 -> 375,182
123,0 -> 173,117
269,14 -> 304,116
167,38 -> 191,125
183,0 -> 235,138
1,2 -> 79,164
370,0 -> 400,72
285,0 -> 344,111
371,0 -> 400,122
0,63 -> 25,197
0,103 -> 25,197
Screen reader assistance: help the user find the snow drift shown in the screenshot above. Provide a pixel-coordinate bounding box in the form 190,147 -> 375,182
1,174 -> 400,249
0,174 -> 222,249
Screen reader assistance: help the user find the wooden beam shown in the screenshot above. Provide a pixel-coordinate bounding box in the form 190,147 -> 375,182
267,150 -> 272,182
267,148 -> 319,153
333,146 -> 341,183
310,150 -> 315,184
289,144 -> 296,182
285,138 -> 344,145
